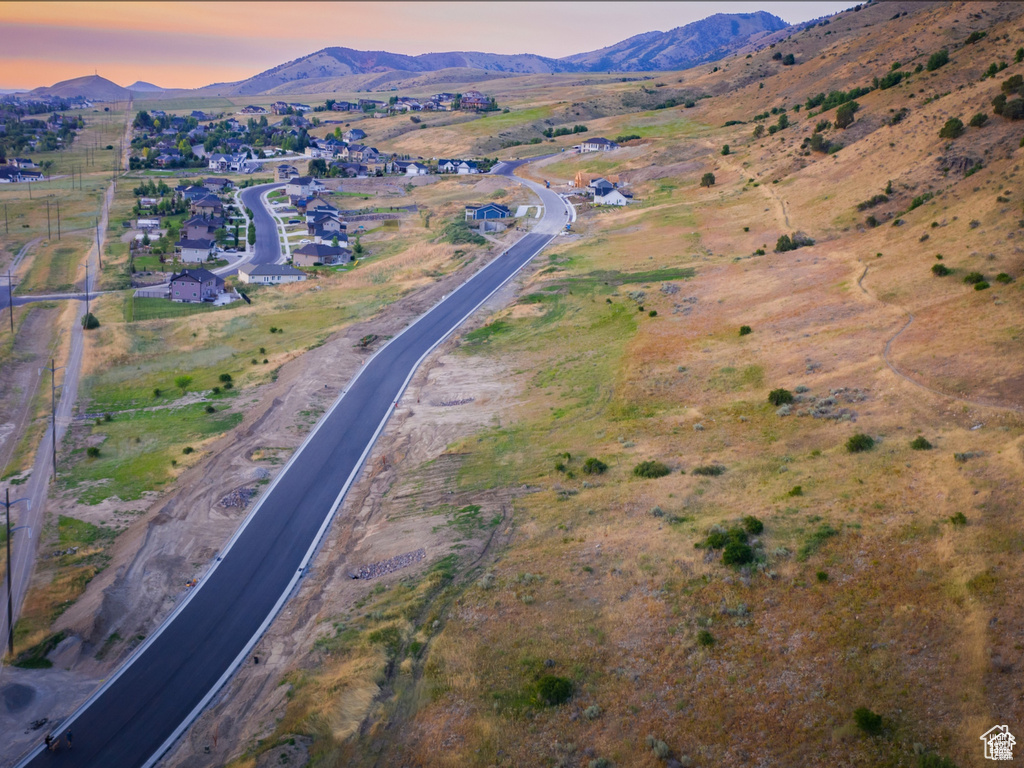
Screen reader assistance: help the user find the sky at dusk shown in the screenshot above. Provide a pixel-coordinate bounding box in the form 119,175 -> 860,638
0,1 -> 857,90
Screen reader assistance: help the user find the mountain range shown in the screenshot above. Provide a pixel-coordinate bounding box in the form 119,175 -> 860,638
27,11 -> 789,99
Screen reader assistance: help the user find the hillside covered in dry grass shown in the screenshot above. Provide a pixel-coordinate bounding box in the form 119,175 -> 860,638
210,3 -> 1024,768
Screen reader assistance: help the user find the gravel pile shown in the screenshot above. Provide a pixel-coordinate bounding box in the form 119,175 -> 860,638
220,487 -> 257,508
351,548 -> 425,580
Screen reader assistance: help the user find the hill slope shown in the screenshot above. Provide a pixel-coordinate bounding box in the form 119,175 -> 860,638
561,10 -> 788,71
30,74 -> 130,101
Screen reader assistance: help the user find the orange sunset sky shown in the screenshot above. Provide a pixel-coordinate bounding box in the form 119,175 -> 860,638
0,1 -> 856,90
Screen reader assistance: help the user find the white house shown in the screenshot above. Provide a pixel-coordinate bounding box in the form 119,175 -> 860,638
579,137 -> 619,152
285,176 -> 322,198
178,238 -> 215,263
237,263 -> 307,285
592,188 -> 632,206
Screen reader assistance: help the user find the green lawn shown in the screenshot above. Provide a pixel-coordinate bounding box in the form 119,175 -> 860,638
61,403 -> 244,504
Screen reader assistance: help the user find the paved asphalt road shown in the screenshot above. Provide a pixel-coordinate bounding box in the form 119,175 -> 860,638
16,161 -> 568,767
238,183 -> 284,268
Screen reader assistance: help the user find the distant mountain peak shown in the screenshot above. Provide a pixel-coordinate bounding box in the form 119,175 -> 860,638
127,81 -> 165,92
215,11 -> 791,95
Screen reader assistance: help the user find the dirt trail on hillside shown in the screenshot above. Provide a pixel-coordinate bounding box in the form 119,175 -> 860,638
708,142 -> 792,229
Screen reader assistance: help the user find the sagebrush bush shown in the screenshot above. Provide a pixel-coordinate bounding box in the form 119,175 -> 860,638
846,433 -> 875,452
723,540 -> 755,565
854,707 -> 883,735
950,512 -> 968,527
939,117 -> 964,139
768,388 -> 794,406
742,515 -> 764,534
739,325 -> 752,336
86,446 -> 100,458
963,271 -> 985,285
536,675 -> 573,705
582,457 -> 607,475
910,436 -> 933,450
633,460 -> 670,479
931,263 -> 951,276
696,629 -> 715,647
691,464 -> 726,476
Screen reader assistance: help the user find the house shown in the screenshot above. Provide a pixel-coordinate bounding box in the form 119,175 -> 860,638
589,178 -> 615,194
276,164 -> 299,180
305,197 -> 338,217
204,177 -> 232,192
592,187 -> 632,206
579,137 -> 619,152
572,171 -> 620,189
311,223 -> 348,245
331,101 -> 356,112
292,242 -> 352,267
169,268 -> 224,302
237,263 -> 307,285
286,176 -> 322,198
183,215 -> 224,240
191,110 -> 209,120
271,101 -> 290,115
208,153 -> 240,171
329,161 -> 368,178
289,103 -> 312,113
240,105 -> 267,114
0,166 -> 20,183
345,144 -> 379,162
178,238 -> 215,263
393,160 -> 429,176
357,99 -> 384,111
191,196 -> 224,217
459,90 -> 491,110
136,218 -> 161,230
437,159 -> 479,174
18,170 -> 43,182
343,128 -> 366,143
10,158 -> 37,169
178,184 -> 210,201
465,203 -> 511,220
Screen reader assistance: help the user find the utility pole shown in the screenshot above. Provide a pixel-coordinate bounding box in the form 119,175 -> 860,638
56,201 -> 60,240
43,359 -> 64,480
5,488 -> 31,657
3,203 -> 7,235
95,218 -> 102,269
84,261 -> 90,317
46,200 -> 51,240
7,270 -> 13,334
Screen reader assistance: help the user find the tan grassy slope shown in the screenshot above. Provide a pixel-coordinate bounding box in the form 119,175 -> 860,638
227,3 -> 1024,768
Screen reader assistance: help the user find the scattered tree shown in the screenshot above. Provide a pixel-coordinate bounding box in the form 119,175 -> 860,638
174,375 -> 194,394
926,49 -> 950,71
700,172 -> 716,187
938,117 -> 964,139
835,101 -> 859,129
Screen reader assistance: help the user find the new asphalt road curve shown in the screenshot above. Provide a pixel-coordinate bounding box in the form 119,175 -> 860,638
17,160 -> 569,767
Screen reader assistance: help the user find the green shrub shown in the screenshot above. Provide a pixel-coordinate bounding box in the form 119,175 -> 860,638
910,436 -> 933,450
182,446 -> 194,455
691,464 -> 726,476
969,112 -> 988,128
995,272 -> 1012,284
81,312 -> 100,329
964,30 -> 986,45
739,325 -> 752,336
721,144 -> 730,155
205,405 -> 216,414
582,458 -> 608,475
846,433 -> 875,452
782,53 -> 796,66
723,540 -> 755,565
926,49 -> 949,71
963,271 -> 984,285
700,172 -> 715,187
219,373 -> 233,383
696,629 -> 715,647
938,117 -> 964,139
950,512 -> 968,527
853,707 -> 883,735
536,675 -> 573,705
742,515 -> 764,534
917,753 -> 959,768
817,570 -> 829,582
153,388 -> 161,397
86,446 -> 101,458
633,460 -> 670,479
974,281 -> 990,291
768,388 -> 794,406
788,485 -> 803,496
931,263 -> 951,276
835,101 -> 858,129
